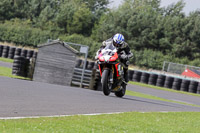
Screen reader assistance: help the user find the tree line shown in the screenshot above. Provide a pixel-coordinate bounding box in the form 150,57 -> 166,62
0,0 -> 200,69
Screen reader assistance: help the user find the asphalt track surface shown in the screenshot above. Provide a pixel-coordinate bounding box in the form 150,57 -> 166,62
0,61 -> 12,68
0,76 -> 200,118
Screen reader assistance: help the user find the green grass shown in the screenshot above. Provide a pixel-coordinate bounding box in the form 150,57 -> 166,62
126,90 -> 200,107
0,57 -> 13,63
129,81 -> 200,97
1,112 -> 200,132
127,81 -> 200,107
0,59 -> 200,132
0,66 -> 28,80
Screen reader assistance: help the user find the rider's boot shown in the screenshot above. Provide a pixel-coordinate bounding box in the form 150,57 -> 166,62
123,68 -> 129,85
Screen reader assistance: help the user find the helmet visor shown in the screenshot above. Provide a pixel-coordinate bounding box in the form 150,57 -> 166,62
113,41 -> 121,47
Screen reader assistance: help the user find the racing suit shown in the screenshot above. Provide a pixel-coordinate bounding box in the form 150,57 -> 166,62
96,38 -> 133,83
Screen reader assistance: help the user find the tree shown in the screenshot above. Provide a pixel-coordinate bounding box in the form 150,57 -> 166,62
163,0 -> 185,17
80,0 -> 109,12
55,1 -> 78,33
67,4 -> 93,35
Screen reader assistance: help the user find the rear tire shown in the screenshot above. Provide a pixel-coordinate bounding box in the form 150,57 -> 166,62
102,69 -> 111,96
115,83 -> 126,97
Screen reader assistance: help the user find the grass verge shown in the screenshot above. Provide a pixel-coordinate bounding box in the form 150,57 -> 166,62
129,81 -> 200,97
126,90 -> 200,107
1,112 -> 200,132
0,57 -> 13,63
0,66 -> 28,80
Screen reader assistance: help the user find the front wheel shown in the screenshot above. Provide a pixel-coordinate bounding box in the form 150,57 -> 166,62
102,69 -> 111,96
115,83 -> 126,97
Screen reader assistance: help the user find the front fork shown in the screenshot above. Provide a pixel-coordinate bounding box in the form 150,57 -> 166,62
99,64 -> 123,87
101,68 -> 113,84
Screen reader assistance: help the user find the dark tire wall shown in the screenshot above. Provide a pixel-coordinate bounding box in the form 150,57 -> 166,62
2,46 -> 9,58
126,69 -> 200,94
132,71 -> 142,82
197,83 -> 200,94
128,70 -> 134,81
156,75 -> 166,87
164,76 -> 174,89
188,81 -> 198,93
0,45 -> 3,57
140,72 -> 150,84
0,45 -> 37,59
8,47 -> 16,59
12,56 -> 31,77
180,79 -> 190,92
148,74 -> 158,85
0,44 -> 37,79
172,78 -> 182,90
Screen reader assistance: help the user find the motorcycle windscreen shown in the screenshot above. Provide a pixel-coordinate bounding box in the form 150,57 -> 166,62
104,43 -> 116,50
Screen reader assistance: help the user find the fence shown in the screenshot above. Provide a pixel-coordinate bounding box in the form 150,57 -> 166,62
71,68 -> 101,90
162,61 -> 200,75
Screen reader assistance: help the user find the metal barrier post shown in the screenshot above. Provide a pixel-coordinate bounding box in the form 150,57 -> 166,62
80,46 -> 88,88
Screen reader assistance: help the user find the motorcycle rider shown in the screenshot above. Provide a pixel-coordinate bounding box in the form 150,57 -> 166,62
95,33 -> 133,84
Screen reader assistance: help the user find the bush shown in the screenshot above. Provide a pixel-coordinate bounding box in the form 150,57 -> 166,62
0,19 -> 58,47
131,49 -> 165,69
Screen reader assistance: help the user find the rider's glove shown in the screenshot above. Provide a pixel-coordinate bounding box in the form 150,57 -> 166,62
102,41 -> 106,46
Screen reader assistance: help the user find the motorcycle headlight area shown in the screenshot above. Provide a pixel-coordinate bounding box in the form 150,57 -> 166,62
104,55 -> 111,62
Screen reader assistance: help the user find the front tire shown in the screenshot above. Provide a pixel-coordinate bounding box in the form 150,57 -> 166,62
102,69 -> 111,96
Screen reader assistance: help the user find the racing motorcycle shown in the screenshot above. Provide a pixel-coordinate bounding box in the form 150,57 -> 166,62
97,44 -> 126,97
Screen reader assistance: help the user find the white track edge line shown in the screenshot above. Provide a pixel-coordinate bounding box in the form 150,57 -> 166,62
0,111 -> 176,120
0,112 -> 124,120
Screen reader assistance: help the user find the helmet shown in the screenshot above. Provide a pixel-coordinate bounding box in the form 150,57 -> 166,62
113,33 -> 125,47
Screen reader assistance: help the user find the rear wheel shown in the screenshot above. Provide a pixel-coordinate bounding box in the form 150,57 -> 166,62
115,83 -> 126,97
102,69 -> 111,96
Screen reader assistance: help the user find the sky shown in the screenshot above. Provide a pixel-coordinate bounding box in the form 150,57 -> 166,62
109,0 -> 200,15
